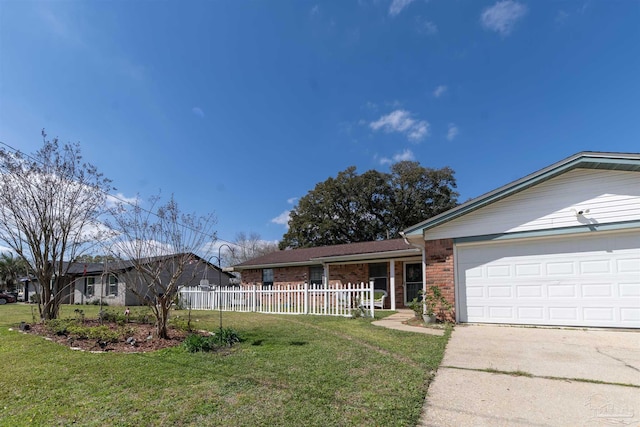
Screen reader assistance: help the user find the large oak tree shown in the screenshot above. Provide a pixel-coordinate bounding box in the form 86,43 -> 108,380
279,161 -> 458,249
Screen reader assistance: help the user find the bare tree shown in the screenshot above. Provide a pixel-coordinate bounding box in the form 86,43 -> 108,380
105,194 -> 217,339
0,131 -> 112,319
222,232 -> 279,266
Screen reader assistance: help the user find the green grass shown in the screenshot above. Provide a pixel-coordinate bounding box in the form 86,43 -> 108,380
0,304 -> 449,426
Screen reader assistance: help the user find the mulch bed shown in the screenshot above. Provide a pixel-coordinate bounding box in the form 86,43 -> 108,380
25,320 -> 197,353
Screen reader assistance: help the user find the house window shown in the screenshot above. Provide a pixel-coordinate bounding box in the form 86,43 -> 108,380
405,263 -> 423,304
85,277 -> 95,297
369,262 -> 387,291
309,265 -> 323,286
262,269 -> 273,289
108,274 -> 118,296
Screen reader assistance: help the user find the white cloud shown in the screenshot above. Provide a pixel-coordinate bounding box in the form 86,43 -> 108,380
286,197 -> 298,205
380,149 -> 416,165
433,85 -> 447,98
481,1 -> 527,36
192,107 -> 205,118
271,210 -> 291,226
389,0 -> 416,16
364,101 -> 378,110
310,4 -> 320,17
416,17 -> 438,35
555,10 -> 569,25
408,121 -> 428,142
370,109 -> 429,142
446,123 -> 459,141
0,245 -> 15,254
106,192 -> 139,208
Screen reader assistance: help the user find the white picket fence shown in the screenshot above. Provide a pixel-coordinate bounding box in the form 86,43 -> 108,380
178,282 -> 377,318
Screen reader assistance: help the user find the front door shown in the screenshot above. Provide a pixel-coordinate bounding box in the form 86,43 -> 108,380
405,263 -> 423,304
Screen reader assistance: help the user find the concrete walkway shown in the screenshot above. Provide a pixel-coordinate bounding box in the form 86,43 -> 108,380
418,324 -> 640,426
371,309 -> 445,336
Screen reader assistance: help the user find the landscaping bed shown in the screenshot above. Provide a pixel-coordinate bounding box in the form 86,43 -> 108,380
26,319 -> 192,353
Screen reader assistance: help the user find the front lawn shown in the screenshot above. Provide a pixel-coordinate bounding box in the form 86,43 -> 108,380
0,304 -> 449,426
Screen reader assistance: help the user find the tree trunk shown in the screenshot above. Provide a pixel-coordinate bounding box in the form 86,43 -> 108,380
156,300 -> 170,339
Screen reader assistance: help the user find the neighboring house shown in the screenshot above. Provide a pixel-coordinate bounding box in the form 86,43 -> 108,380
64,254 -> 234,306
230,239 -> 423,309
402,151 -> 640,329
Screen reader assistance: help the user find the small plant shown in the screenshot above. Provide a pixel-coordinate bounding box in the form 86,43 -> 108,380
99,309 -> 125,324
133,312 -> 152,324
169,315 -> 191,332
423,286 -> 452,317
183,328 -> 242,352
183,334 -> 216,353
74,308 -> 85,323
407,296 -> 423,318
216,327 -> 241,347
407,286 -> 453,321
44,318 -> 76,336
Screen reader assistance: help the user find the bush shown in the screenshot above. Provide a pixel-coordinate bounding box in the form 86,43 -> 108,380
66,325 -> 120,342
183,328 -> 242,352
216,327 -> 241,347
44,318 -> 76,336
183,334 -> 216,353
99,309 -> 125,324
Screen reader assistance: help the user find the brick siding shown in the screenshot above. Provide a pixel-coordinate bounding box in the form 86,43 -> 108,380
424,238 -> 455,321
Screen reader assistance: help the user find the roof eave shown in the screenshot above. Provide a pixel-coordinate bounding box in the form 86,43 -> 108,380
229,248 -> 421,270
312,248 -> 421,263
403,151 -> 640,237
230,260 -> 318,271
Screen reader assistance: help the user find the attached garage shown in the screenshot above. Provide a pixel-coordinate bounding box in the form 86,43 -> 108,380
456,231 -> 640,327
402,152 -> 640,329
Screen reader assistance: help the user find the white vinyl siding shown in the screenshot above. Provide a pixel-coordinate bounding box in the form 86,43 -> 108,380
425,169 -> 640,241
456,230 -> 640,328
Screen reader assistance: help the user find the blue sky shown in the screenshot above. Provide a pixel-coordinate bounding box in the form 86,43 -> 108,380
1,0 -> 639,247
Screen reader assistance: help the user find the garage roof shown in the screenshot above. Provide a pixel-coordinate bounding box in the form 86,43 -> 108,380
402,151 -> 640,237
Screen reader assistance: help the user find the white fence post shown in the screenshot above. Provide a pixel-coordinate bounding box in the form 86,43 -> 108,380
369,279 -> 375,318
252,284 -> 257,312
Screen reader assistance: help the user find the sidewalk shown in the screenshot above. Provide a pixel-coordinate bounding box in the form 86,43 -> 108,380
372,309 -> 445,336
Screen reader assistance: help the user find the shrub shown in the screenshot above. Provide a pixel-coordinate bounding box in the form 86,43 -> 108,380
44,319 -> 76,336
216,327 -> 241,347
183,328 -> 242,352
67,325 -> 120,342
183,334 -> 216,353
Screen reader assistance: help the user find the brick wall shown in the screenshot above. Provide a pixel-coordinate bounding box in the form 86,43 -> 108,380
424,238 -> 455,321
327,263 -> 368,286
239,264 -> 369,287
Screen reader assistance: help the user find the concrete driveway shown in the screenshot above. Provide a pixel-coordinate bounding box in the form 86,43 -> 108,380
419,325 -> 640,426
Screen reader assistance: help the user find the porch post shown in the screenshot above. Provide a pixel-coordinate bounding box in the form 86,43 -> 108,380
323,264 -> 329,286
422,245 -> 427,315
389,259 -> 396,310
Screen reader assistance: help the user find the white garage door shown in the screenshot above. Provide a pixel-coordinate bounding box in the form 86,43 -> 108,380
457,231 -> 640,328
